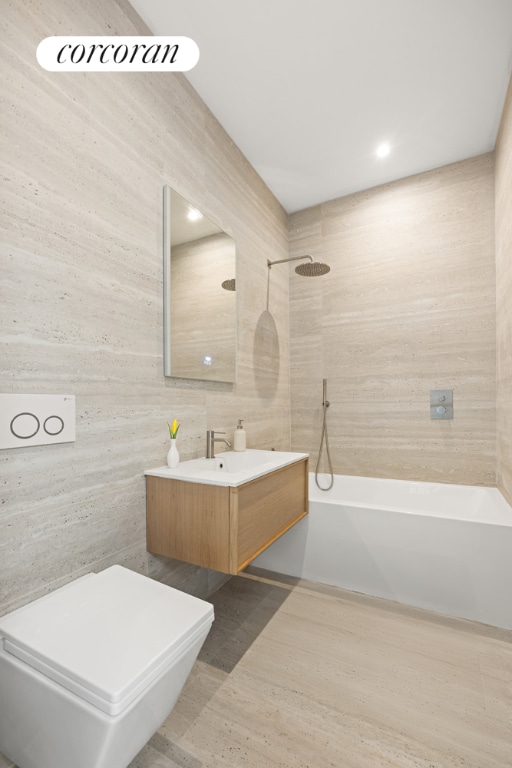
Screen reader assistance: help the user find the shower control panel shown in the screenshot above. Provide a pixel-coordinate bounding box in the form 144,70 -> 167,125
0,394 -> 76,449
430,389 -> 453,420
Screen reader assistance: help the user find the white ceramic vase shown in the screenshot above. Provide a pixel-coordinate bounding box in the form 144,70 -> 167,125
167,439 -> 180,468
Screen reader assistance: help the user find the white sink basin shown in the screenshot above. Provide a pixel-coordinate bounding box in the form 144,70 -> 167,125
145,449 -> 308,487
213,450 -> 277,473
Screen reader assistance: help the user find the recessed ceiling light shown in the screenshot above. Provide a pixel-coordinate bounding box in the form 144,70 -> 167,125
187,207 -> 203,221
376,142 -> 391,159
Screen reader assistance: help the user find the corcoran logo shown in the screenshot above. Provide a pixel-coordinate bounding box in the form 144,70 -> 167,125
36,36 -> 199,72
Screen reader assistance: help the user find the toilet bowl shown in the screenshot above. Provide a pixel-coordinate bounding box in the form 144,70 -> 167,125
0,565 -> 214,768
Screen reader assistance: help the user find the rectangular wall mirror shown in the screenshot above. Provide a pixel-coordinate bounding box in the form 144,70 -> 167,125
163,185 -> 237,382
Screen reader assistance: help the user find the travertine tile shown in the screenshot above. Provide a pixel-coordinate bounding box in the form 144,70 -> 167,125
127,572 -> 512,768
0,0 -> 289,611
289,154 -> 497,485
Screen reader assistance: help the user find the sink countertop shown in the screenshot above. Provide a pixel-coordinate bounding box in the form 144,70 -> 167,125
144,449 -> 309,487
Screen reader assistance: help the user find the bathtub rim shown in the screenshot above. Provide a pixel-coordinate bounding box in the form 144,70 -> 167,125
310,472 -> 512,527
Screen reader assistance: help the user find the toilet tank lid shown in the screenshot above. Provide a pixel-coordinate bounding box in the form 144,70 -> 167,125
0,566 -> 214,715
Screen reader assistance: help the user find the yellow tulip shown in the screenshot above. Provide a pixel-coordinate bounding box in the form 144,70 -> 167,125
168,419 -> 180,439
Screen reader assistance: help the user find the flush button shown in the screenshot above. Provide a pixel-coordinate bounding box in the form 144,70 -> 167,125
44,415 -> 65,436
0,395 -> 75,449
10,412 -> 40,439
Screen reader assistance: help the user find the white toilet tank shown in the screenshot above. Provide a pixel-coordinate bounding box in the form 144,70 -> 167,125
0,565 -> 214,768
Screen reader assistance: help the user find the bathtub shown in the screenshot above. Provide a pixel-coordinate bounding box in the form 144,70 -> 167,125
253,473 -> 512,630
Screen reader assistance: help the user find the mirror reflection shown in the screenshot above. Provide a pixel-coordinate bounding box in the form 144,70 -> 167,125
163,186 -> 237,382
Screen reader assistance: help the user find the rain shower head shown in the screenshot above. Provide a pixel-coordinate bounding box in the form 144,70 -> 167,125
295,260 -> 330,277
267,255 -> 330,276
221,278 -> 236,291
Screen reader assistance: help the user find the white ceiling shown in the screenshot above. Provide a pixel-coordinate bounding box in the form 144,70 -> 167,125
127,0 -> 512,213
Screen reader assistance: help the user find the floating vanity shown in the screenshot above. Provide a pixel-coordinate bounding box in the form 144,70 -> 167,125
145,450 -> 308,574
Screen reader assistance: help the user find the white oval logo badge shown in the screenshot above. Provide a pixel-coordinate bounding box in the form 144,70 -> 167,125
37,36 -> 199,72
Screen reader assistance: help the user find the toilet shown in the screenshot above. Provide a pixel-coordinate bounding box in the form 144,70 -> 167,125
0,565 -> 214,768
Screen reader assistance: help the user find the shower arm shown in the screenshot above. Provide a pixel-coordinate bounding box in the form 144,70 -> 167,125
267,256 -> 313,269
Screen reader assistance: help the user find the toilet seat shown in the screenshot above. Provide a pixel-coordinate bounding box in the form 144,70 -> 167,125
0,566 -> 214,716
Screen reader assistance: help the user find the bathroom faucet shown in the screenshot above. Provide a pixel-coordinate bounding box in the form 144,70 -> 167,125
206,430 -> 232,458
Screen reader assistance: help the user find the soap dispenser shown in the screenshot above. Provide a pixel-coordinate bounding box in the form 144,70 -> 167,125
233,419 -> 246,452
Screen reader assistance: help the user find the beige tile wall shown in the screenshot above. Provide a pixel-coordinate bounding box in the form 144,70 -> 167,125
289,155 -> 497,485
495,74 -> 512,507
1,0 -> 507,624
0,0 -> 290,614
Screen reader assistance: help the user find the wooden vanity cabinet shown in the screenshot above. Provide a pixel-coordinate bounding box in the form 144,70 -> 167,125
146,458 -> 308,574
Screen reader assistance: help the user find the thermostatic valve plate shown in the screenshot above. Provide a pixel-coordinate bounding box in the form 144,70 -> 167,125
430,389 -> 453,420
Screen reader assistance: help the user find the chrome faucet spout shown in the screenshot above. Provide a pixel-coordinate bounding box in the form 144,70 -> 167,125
206,430 -> 232,459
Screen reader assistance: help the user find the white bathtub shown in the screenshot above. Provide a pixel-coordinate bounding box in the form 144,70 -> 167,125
253,474 -> 512,630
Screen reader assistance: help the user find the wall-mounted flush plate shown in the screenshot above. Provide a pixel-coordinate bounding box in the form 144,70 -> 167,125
0,394 -> 75,449
430,389 -> 453,420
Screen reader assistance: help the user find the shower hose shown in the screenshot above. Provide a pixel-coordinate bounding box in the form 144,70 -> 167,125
315,380 -> 334,491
